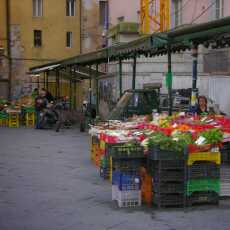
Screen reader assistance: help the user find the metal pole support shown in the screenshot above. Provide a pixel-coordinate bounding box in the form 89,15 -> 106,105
191,44 -> 199,110
132,56 -> 136,90
119,59 -> 122,98
167,44 -> 173,115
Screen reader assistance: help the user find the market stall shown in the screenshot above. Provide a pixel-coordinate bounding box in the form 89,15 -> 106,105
89,114 -> 230,208
0,96 -> 35,128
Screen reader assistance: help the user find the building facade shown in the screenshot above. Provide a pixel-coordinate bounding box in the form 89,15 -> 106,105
98,0 -> 230,117
0,0 -> 9,98
0,0 -> 81,100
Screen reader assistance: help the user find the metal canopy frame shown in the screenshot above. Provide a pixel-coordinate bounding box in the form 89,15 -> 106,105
28,16 -> 230,113
30,16 -> 230,73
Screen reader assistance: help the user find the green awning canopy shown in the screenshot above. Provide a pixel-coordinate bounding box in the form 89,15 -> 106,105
29,16 -> 230,74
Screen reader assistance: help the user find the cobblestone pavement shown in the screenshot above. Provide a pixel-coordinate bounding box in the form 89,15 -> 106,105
0,127 -> 230,230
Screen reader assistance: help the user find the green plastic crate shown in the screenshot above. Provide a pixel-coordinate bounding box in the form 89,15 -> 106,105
23,107 -> 35,113
100,156 -> 109,168
0,112 -> 8,119
186,179 -> 220,196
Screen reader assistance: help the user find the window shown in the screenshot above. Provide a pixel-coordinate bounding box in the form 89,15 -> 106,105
34,30 -> 42,47
99,0 -> 108,26
66,0 -> 75,16
174,0 -> 182,27
215,0 -> 223,19
66,32 -> 73,48
33,0 -> 43,17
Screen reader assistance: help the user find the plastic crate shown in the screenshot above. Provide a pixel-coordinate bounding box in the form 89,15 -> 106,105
100,140 -> 106,151
187,162 -> 220,179
116,190 -> 141,208
153,193 -> 185,208
220,147 -> 230,163
147,160 -> 185,172
8,113 -> 19,128
0,118 -> 8,127
91,136 -> 100,145
153,181 -> 185,194
100,166 -> 110,180
187,152 -> 221,166
23,107 -> 35,113
112,158 -> 146,174
186,191 -> 219,206
148,160 -> 186,182
186,179 -> 220,196
188,144 -> 220,153
153,170 -> 185,182
25,112 -> 35,127
112,185 -> 119,201
220,164 -> 230,182
112,171 -> 141,190
148,146 -> 187,161
109,144 -> 144,159
100,156 -> 109,168
220,182 -> 230,197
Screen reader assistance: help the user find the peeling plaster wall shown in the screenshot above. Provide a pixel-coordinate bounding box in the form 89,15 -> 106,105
82,0 -> 103,53
10,24 -> 32,99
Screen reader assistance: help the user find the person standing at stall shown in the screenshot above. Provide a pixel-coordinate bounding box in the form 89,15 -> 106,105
196,96 -> 209,115
42,88 -> 54,103
35,89 -> 48,129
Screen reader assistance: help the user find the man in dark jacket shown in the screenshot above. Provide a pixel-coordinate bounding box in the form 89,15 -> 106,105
35,89 -> 48,129
42,88 -> 54,103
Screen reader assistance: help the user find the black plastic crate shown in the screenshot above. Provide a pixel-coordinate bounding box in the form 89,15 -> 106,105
109,144 -> 144,159
148,146 -> 187,161
220,147 -> 230,163
187,162 -> 220,180
99,167 -> 110,180
153,194 -> 185,208
147,160 -> 186,182
112,158 -> 146,173
153,181 -> 185,194
186,191 -> 219,206
147,159 -> 185,171
153,170 -> 185,182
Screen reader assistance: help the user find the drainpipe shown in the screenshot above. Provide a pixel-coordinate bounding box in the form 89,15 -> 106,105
6,0 -> 12,100
79,0 -> 82,54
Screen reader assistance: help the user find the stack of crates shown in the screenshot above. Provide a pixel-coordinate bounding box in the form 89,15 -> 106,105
99,142 -> 113,180
140,167 -> 152,206
186,150 -> 221,206
109,143 -> 145,207
220,142 -> 230,197
0,112 -> 8,127
112,171 -> 141,208
8,112 -> 19,128
24,107 -> 35,128
99,155 -> 111,180
109,143 -> 145,174
90,136 -> 100,162
147,146 -> 187,208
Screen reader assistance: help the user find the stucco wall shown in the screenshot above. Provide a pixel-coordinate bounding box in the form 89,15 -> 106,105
0,0 -> 81,100
109,0 -> 140,26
